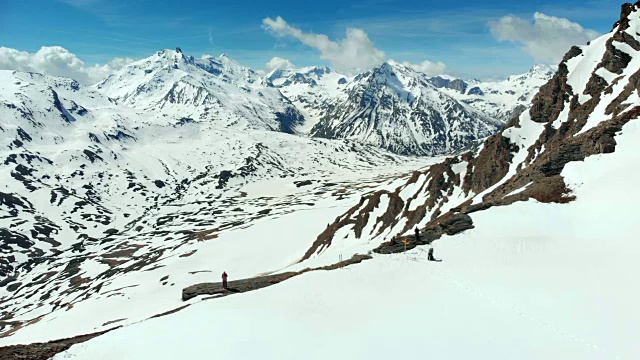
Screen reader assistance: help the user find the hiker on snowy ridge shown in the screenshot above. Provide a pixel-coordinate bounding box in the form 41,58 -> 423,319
428,247 -> 442,262
222,271 -> 228,289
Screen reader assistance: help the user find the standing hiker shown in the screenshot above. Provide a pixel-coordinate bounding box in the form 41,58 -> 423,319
428,247 -> 442,262
428,248 -> 435,261
414,227 -> 420,243
222,271 -> 228,289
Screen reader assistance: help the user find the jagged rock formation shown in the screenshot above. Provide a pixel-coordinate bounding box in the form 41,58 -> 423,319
427,76 -> 468,93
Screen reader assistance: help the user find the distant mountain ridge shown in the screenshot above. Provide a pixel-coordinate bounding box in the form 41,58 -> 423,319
89,48 -> 554,156
268,60 -> 554,154
426,64 -> 555,122
96,49 -> 304,133
306,61 -> 502,155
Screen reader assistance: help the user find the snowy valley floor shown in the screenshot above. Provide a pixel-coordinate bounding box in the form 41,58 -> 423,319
47,122 -> 640,359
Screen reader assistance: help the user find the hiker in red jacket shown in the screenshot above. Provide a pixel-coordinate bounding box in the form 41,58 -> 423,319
222,271 -> 228,289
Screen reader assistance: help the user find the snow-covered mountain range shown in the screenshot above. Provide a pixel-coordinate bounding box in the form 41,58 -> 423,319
5,1 -> 640,357
89,48 -> 547,156
96,49 -> 305,133
0,67 -> 424,284
307,61 -> 502,155
39,4 -> 637,358
267,60 -> 553,155
0,45 -> 546,345
429,64 -> 555,122
266,65 -> 350,132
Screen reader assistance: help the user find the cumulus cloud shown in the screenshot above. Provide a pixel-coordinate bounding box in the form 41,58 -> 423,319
402,60 -> 448,76
262,16 -> 385,73
0,46 -> 134,84
265,57 -> 296,72
489,12 -> 600,64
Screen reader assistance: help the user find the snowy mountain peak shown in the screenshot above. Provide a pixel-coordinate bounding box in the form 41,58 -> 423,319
506,64 -> 555,83
95,48 -> 304,132
309,59 -> 500,156
528,63 -> 555,74
152,48 -> 189,65
375,60 -> 415,76
216,53 -> 243,68
267,65 -> 335,84
375,61 -> 397,75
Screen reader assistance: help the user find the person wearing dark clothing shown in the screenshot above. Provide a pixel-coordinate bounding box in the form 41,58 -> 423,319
222,271 -> 228,289
428,247 -> 442,262
414,227 -> 420,243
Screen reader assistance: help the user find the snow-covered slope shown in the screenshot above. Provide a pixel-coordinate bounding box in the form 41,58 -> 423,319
0,68 -> 426,335
96,49 -> 304,133
34,3 -> 640,356
309,61 -> 502,156
429,64 -> 555,122
4,2 -> 640,357
51,138 -> 640,358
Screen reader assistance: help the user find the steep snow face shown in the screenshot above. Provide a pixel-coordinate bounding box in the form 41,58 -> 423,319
0,69 -> 427,336
96,50 -> 303,132
309,61 -> 501,156
267,66 -> 352,133
432,64 -> 555,122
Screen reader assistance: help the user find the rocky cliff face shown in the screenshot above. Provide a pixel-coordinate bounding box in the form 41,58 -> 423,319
302,1 -> 640,258
427,76 -> 468,93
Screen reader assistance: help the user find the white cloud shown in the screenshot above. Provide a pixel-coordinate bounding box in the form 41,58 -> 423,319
489,12 -> 600,64
0,46 -> 134,85
402,60 -> 448,76
262,16 -> 385,73
265,57 -> 296,73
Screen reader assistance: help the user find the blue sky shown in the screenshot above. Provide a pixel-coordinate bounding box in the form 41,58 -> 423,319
0,0 -> 625,79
